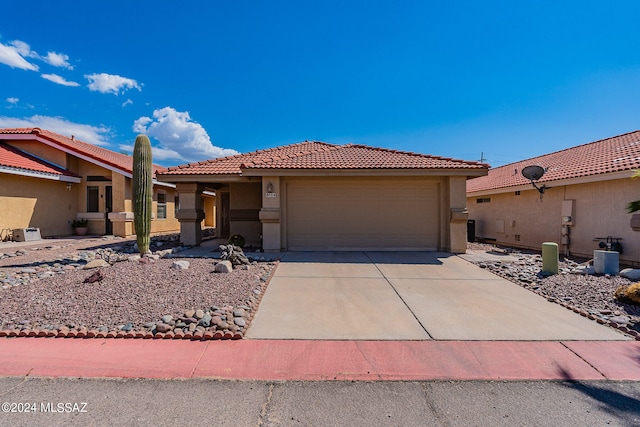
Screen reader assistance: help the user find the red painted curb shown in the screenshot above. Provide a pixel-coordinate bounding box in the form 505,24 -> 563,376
0,338 -> 638,381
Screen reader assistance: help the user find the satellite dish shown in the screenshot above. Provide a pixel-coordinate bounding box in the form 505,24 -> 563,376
522,165 -> 545,181
521,165 -> 547,195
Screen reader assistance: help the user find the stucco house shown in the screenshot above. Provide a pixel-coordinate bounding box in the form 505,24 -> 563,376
0,128 -> 210,239
157,141 -> 488,252
466,130 -> 640,265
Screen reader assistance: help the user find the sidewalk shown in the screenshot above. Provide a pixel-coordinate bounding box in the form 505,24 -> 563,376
1,338 -> 640,381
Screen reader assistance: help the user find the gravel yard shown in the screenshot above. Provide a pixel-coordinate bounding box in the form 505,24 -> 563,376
0,235 -> 275,339
0,236 -> 638,340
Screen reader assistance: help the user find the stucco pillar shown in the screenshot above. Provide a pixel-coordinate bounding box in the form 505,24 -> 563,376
107,174 -> 132,237
259,177 -> 281,251
449,176 -> 468,254
176,183 -> 205,246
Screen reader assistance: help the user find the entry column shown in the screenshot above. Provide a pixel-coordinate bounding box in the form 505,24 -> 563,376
176,183 -> 205,246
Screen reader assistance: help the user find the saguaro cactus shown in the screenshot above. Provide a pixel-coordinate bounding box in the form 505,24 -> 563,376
132,134 -> 153,254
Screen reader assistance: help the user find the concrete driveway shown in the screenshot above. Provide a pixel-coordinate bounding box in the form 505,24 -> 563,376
246,252 -> 628,341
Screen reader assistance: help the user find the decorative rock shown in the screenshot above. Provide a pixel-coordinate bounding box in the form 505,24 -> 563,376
214,260 -> 233,273
233,317 -> 246,327
83,269 -> 106,283
171,260 -> 190,270
155,323 -> 172,333
161,315 -> 173,324
620,268 -> 640,281
194,309 -> 205,319
184,309 -> 196,318
83,259 -> 110,269
610,315 -> 631,325
199,313 -> 212,327
233,308 -> 246,317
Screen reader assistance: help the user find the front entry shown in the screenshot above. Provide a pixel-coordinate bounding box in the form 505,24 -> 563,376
105,185 -> 113,235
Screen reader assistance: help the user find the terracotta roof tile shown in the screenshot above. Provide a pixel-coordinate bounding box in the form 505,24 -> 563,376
161,141 -> 487,175
0,141 -> 79,178
467,130 -> 640,193
0,128 -> 166,176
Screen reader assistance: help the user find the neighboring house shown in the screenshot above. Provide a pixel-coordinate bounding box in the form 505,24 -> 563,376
0,128 -> 207,239
157,141 -> 488,252
466,130 -> 640,265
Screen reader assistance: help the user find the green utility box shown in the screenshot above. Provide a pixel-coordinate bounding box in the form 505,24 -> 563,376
542,242 -> 559,275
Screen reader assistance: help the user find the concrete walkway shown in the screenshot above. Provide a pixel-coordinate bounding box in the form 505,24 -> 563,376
246,251 -> 627,341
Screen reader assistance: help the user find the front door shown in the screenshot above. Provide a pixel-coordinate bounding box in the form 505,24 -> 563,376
105,185 -> 113,235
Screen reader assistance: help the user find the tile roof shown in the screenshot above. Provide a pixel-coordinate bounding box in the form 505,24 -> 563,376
0,141 -> 80,178
162,141 -> 487,175
0,128 -> 167,176
467,130 -> 640,193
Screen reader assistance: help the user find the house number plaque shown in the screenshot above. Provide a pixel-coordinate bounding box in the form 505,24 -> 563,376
266,192 -> 277,198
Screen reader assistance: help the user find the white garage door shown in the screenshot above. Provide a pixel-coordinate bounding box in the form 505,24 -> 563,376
286,179 -> 440,250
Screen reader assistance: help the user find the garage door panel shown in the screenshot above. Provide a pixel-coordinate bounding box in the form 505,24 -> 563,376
287,180 -> 440,250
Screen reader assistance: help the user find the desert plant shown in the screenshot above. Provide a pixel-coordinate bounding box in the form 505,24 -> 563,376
71,218 -> 88,228
228,234 -> 246,248
133,134 -> 153,254
626,170 -> 640,213
614,283 -> 640,306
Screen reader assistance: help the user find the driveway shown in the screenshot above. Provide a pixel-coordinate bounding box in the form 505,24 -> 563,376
246,252 -> 628,341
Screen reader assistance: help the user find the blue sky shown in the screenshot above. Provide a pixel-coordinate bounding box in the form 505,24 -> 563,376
1,1 -> 639,167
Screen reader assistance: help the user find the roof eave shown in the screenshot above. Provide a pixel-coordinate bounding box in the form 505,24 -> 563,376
241,167 -> 489,177
0,165 -> 82,183
467,169 -> 635,196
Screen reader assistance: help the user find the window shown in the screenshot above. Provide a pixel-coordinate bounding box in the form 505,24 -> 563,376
174,195 -> 180,217
87,186 -> 99,212
515,191 -> 521,196
157,192 -> 167,219
476,197 -> 491,204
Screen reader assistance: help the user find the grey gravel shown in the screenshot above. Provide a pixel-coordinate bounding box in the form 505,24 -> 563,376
0,235 -> 275,336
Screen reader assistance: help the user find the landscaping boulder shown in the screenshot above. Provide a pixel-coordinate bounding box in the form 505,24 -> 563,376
171,260 -> 190,270
219,244 -> 250,266
214,260 -> 233,273
83,259 -> 110,269
619,268 -> 640,281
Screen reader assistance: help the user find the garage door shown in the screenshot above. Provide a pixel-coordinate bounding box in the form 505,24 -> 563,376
286,179 -> 439,250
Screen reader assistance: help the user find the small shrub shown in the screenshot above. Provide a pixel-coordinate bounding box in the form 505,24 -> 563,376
71,218 -> 88,228
228,234 -> 245,248
614,283 -> 640,306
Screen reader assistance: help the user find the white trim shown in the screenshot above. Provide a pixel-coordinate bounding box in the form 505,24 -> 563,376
0,165 -> 81,183
153,179 -> 176,189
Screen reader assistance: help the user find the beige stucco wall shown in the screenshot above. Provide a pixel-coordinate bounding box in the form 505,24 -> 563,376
467,177 -> 640,265
2,139 -> 181,239
0,173 -> 78,237
7,140 -> 68,169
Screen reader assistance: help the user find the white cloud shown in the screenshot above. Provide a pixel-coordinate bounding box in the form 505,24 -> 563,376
0,115 -> 112,146
44,51 -> 73,69
0,41 -> 38,71
9,40 -> 37,58
41,73 -> 80,87
6,97 -> 19,104
133,107 -> 239,162
85,73 -> 141,95
122,99 -> 133,108
119,143 -> 183,161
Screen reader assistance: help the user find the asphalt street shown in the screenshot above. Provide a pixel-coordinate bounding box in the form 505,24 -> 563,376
0,377 -> 638,426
